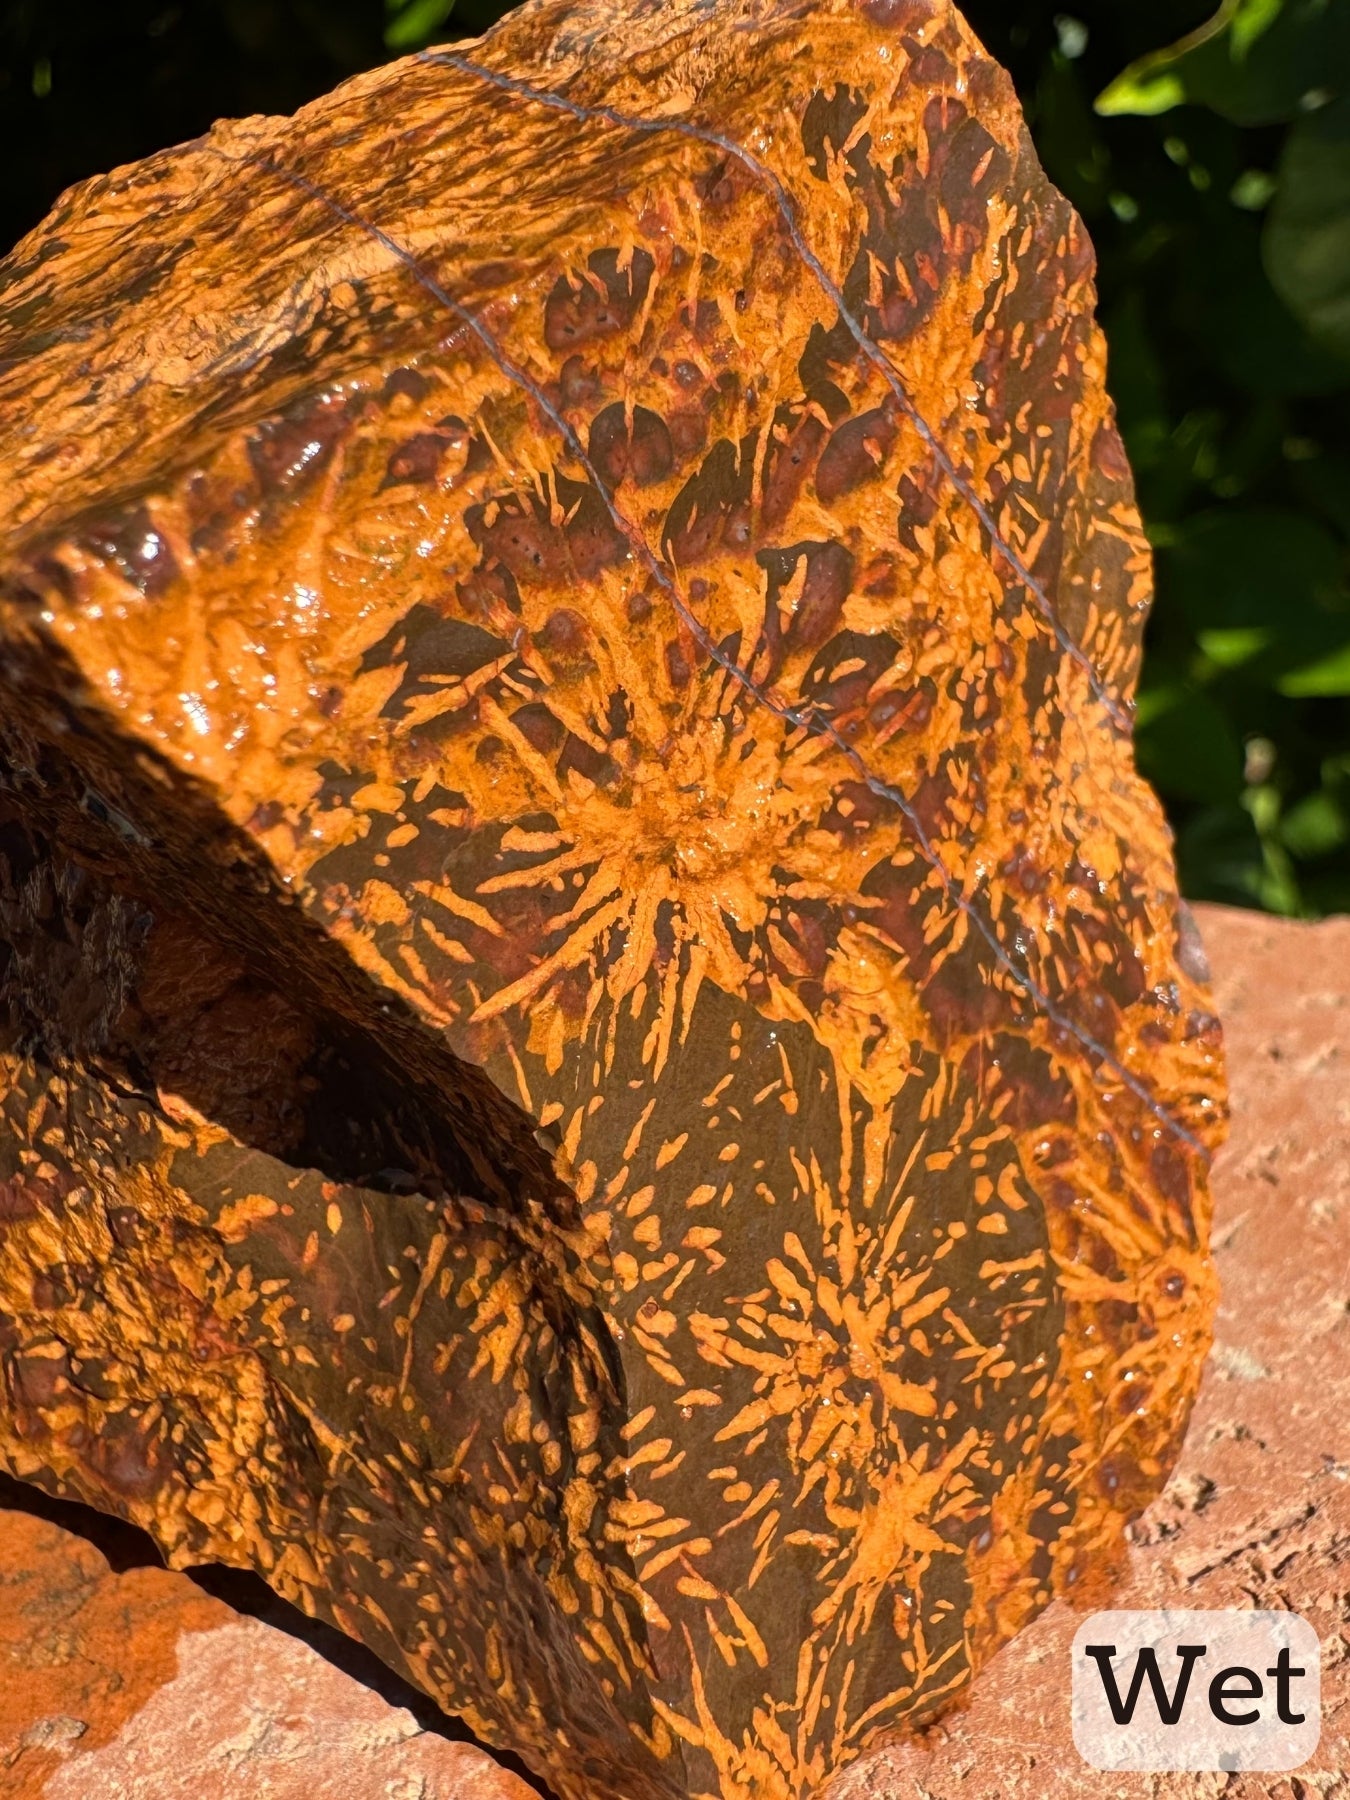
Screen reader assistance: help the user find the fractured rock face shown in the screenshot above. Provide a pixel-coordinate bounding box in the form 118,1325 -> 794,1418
0,1 -> 1226,1796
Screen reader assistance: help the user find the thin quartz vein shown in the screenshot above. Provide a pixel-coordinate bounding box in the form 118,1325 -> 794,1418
219,146 -> 1204,1156
428,47 -> 1134,739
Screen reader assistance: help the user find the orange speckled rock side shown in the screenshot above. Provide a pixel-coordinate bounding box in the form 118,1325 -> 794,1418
0,1 -> 1225,1797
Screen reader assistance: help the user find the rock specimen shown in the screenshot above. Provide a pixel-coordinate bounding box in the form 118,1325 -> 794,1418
0,1 -> 1227,1796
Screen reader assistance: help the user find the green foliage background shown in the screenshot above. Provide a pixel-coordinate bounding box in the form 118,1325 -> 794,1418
3,0 -> 1348,915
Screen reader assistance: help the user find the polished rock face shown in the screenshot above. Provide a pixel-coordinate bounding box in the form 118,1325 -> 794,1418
0,1 -> 1225,1796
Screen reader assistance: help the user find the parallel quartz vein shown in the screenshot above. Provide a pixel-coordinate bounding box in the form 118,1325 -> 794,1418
0,2 -> 1225,1797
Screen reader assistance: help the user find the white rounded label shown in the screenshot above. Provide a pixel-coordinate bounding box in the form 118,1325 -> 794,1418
1072,1610 -> 1321,1772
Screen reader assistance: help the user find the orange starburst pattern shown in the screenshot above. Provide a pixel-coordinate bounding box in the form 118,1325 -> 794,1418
0,0 -> 1225,1796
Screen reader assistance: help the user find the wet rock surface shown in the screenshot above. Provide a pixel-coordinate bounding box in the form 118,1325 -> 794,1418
1,904 -> 1341,1800
0,2 -> 1224,1796
838,902 -> 1350,1800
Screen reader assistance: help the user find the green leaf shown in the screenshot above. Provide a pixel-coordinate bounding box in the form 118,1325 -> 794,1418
1096,0 -> 1347,128
1278,637 -> 1350,694
1161,508 -> 1349,678
1134,683 -> 1246,805
1281,788 -> 1348,856
1265,96 -> 1350,364
1165,505 -> 1341,619
1232,0 -> 1284,56
1098,66 -> 1186,119
1242,782 -> 1306,913
384,0 -> 456,51
1197,625 -> 1272,666
1231,168 -> 1278,209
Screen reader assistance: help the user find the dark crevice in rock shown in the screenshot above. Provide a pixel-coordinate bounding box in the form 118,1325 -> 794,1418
0,615 -> 575,1221
0,1466 -> 163,1575
0,1471 -> 559,1797
0,652 -> 661,1800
